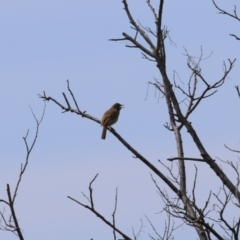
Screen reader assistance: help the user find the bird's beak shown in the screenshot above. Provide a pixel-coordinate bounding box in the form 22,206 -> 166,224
121,104 -> 124,108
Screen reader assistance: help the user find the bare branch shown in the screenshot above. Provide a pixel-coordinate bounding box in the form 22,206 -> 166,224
168,157 -> 208,162
212,1 -> 240,40
0,103 -> 45,239
146,0 -> 158,22
68,195 -> 132,240
68,175 -> 132,240
236,86 -> 240,99
224,144 -> 240,153
212,185 -> 240,239
66,79 -> 82,113
156,0 -> 165,57
192,166 -> 198,204
0,200 -> 9,206
212,0 -> 240,22
122,0 -> 155,51
230,34 -> 240,41
89,174 -> 98,209
112,188 -> 118,240
132,219 -> 145,240
7,185 -> 24,240
13,102 -> 46,204
122,32 -> 155,58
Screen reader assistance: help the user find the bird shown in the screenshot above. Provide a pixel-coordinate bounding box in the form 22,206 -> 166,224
101,103 -> 123,140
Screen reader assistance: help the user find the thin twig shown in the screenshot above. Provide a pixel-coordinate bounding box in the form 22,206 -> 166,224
13,103 -> 46,204
112,188 -> 118,240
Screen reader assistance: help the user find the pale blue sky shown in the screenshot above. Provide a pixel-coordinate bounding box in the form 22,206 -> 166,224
1,1 -> 240,239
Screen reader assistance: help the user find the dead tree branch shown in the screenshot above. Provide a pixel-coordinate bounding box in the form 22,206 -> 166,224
68,174 -> 132,240
212,0 -> 240,40
167,157 -> 208,162
39,81 -> 180,196
112,188 -> 118,240
235,86 -> 240,99
13,103 -> 46,204
212,0 -> 240,22
0,103 -> 46,239
6,185 -> 24,240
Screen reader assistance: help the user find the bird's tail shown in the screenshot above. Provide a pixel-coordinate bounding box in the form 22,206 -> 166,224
101,126 -> 107,140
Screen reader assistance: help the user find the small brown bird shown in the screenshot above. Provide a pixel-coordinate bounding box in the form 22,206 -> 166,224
101,103 -> 123,140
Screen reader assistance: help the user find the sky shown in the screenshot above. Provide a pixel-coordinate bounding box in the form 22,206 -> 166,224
0,0 -> 240,239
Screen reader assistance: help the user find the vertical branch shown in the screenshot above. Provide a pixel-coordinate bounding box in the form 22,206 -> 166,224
235,86 -> 240,99
155,0 -> 187,198
0,103 -> 45,239
154,1 -> 207,239
112,188 -> 118,240
89,174 -> 99,209
66,80 -> 82,113
13,103 -> 46,204
156,0 -> 165,58
7,185 -> 24,240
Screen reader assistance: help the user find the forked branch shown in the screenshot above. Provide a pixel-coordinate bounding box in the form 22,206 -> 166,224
68,174 -> 132,240
212,0 -> 240,40
0,103 -> 45,239
13,103 -> 46,204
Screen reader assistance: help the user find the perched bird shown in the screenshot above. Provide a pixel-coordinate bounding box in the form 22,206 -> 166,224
101,103 -> 123,140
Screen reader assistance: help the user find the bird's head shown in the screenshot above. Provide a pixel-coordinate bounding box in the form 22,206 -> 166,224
113,103 -> 124,110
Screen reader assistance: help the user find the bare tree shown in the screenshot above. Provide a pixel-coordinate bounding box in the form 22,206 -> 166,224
37,1 -> 239,239
0,104 -> 45,240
